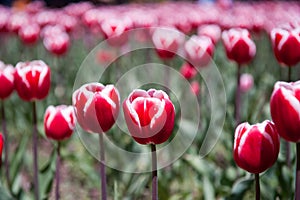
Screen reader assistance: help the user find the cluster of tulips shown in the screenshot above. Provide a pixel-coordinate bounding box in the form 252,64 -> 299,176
0,0 -> 300,199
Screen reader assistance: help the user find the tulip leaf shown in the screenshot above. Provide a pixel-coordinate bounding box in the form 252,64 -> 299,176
9,134 -> 29,194
225,176 -> 253,200
0,183 -> 13,200
39,148 -> 56,200
203,176 -> 215,200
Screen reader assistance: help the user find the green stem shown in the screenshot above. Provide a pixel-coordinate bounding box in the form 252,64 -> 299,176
32,101 -> 39,200
235,65 -> 241,126
295,143 -> 300,200
55,142 -> 61,200
151,144 -> 158,200
1,100 -> 10,187
99,133 -> 107,200
255,173 -> 260,200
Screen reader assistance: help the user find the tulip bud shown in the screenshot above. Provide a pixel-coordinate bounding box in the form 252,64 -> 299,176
72,83 -> 120,134
190,81 -> 200,96
222,28 -> 256,65
43,32 -> 70,56
14,60 -> 51,101
239,73 -> 254,93
234,120 -> 280,174
198,24 -> 221,45
270,81 -> 300,142
7,13 -> 29,33
44,105 -> 76,141
271,27 -> 300,66
101,18 -> 131,47
184,35 -> 214,67
0,62 -> 15,100
180,62 -> 197,80
152,28 -> 184,60
19,23 -> 40,45
123,89 -> 175,145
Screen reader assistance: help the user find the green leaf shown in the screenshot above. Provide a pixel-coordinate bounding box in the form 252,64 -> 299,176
226,176 -> 253,200
203,176 -> 215,200
9,134 -> 29,195
0,183 -> 13,200
39,148 -> 57,200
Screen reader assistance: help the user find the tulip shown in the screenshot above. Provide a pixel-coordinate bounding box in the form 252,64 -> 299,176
197,24 -> 221,45
0,10 -> 9,33
190,81 -> 200,96
43,32 -> 70,56
239,73 -> 253,93
222,28 -> 256,65
18,23 -> 40,45
271,27 -> 300,67
123,88 -> 175,200
180,62 -> 197,80
73,82 -> 120,200
184,35 -> 214,68
123,89 -> 175,145
14,60 -> 51,200
101,18 -> 132,47
222,28 -> 256,125
14,60 -> 51,101
7,12 -> 29,33
0,61 -> 15,185
234,120 -> 279,174
270,81 -> 300,143
72,83 -> 120,134
152,27 -> 184,60
36,10 -> 57,27
57,14 -> 77,33
0,62 -> 15,100
44,105 -> 76,141
234,120 -> 279,200
43,105 -> 76,200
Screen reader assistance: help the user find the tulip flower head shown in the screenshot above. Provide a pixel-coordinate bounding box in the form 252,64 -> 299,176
234,120 -> 280,174
222,28 -> 256,65
123,89 -> 175,145
270,81 -> 300,142
180,62 -> 197,80
18,23 -> 40,45
239,73 -> 254,93
197,24 -> 221,45
152,27 -> 184,60
184,35 -> 214,68
72,83 -> 120,134
271,27 -> 300,66
44,105 -> 76,141
190,81 -> 200,96
0,62 -> 15,100
101,18 -> 132,47
14,60 -> 51,101
7,12 -> 29,33
43,31 -> 70,56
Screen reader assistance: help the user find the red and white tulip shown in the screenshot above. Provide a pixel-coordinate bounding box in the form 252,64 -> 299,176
271,27 -> 300,66
222,28 -> 256,65
123,89 -> 175,145
270,81 -> 300,142
234,120 -> 280,174
44,105 -> 76,141
72,83 -> 120,134
14,60 -> 51,101
0,62 -> 15,100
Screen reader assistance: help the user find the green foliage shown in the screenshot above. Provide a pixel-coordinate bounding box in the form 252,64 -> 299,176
0,32 -> 298,199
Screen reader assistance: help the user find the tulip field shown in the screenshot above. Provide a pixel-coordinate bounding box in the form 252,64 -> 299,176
1,1 -> 300,200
